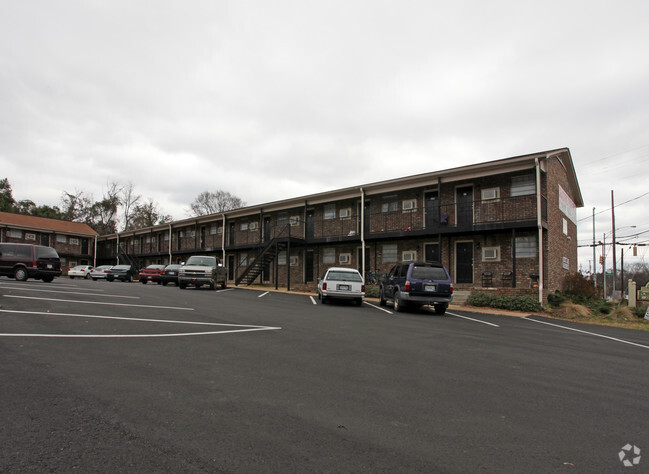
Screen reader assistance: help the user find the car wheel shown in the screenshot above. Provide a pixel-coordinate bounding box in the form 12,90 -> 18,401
209,281 -> 216,290
84,273 -> 90,279
434,304 -> 447,315
179,282 -> 187,289
379,287 -> 387,306
107,276 -> 114,282
162,281 -> 168,286
321,295 -> 328,304
157,280 -> 162,285
221,281 -> 227,289
356,298 -> 363,306
127,275 -> 132,282
92,278 -> 98,281
14,267 -> 28,281
393,291 -> 406,312
41,276 -> 54,283
141,279 -> 147,284
69,276 -> 74,279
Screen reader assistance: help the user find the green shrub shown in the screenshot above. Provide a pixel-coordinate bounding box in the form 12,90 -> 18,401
364,285 -> 380,298
467,292 -> 543,313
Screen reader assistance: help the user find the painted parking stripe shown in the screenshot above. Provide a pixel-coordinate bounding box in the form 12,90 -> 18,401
309,296 -> 317,305
258,291 -> 270,298
447,312 -> 500,327
0,309 -> 281,338
363,301 -> 393,314
0,285 -> 139,299
2,295 -> 194,311
525,317 -> 649,349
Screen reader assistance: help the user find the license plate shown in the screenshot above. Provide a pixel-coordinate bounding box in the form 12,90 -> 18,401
338,284 -> 350,291
47,264 -> 53,269
425,284 -> 437,292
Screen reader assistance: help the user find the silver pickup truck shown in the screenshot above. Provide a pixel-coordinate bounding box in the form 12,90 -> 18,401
178,255 -> 227,290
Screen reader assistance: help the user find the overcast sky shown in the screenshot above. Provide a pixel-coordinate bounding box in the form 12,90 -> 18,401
1,0 -> 648,273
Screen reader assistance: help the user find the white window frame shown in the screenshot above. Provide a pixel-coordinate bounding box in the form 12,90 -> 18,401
483,246 -> 500,261
382,244 -> 398,263
290,255 -> 299,266
56,234 -> 67,243
402,199 -> 416,211
381,196 -> 398,213
240,222 -> 249,231
481,187 -> 500,200
402,251 -> 416,262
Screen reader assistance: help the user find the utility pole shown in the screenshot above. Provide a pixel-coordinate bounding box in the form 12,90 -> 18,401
602,233 -> 607,298
592,207 -> 596,288
611,191 -> 616,294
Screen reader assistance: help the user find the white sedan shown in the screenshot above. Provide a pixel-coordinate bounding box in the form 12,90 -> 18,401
68,265 -> 93,279
317,267 -> 365,305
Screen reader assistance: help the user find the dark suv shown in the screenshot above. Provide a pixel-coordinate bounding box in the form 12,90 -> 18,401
379,261 -> 453,314
0,243 -> 62,282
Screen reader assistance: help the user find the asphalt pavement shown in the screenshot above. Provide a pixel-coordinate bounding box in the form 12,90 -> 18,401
1,277 -> 648,472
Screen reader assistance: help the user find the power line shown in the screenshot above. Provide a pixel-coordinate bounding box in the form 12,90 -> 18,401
577,191 -> 649,222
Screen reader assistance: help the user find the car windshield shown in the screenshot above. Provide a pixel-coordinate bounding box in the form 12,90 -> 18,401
186,257 -> 216,266
113,265 -> 130,270
326,271 -> 363,282
411,266 -> 448,280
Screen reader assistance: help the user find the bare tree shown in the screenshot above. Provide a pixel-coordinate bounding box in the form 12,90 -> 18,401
120,182 -> 141,231
128,199 -> 173,230
190,190 -> 245,216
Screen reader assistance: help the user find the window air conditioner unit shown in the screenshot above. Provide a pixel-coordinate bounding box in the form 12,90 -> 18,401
339,254 -> 351,264
482,188 -> 499,200
402,200 -> 415,211
484,248 -> 498,260
339,208 -> 350,218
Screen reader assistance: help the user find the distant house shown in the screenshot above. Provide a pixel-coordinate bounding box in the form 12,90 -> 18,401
0,212 -> 98,270
95,148 -> 582,302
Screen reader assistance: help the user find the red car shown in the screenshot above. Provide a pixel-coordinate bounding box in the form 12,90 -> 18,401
138,264 -> 166,284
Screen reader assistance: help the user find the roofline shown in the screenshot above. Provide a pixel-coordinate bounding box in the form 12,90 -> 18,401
104,147 -> 582,237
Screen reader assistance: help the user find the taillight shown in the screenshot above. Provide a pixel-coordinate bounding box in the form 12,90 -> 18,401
322,283 -> 327,290
33,261 -> 38,268
404,280 -> 410,291
361,285 -> 365,292
450,282 -> 454,293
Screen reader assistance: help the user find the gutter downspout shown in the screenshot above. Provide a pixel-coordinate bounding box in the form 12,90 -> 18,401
221,214 -> 226,263
535,157 -> 543,304
93,235 -> 97,268
360,187 -> 366,281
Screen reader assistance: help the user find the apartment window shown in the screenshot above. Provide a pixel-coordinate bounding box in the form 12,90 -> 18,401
289,216 -> 300,226
56,234 -> 67,243
483,247 -> 500,261
382,244 -> 398,263
515,236 -> 536,258
278,214 -> 288,227
240,253 -> 248,266
278,250 -> 287,265
402,251 -> 416,262
481,187 -> 500,200
511,175 -> 536,197
241,222 -> 249,231
323,248 -> 335,264
7,229 -> 22,239
381,196 -> 398,213
324,204 -> 336,220
210,224 -> 218,235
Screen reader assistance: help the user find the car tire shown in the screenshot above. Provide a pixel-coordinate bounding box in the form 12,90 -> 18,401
162,281 -> 168,286
127,275 -> 132,283
321,295 -> 328,304
14,267 -> 28,281
84,273 -> 90,279
393,291 -> 406,312
69,276 -> 74,279
356,298 -> 363,306
209,281 -> 216,290
179,282 -> 187,289
141,279 -> 147,284
434,304 -> 447,315
221,281 -> 227,289
379,287 -> 387,306
41,276 -> 54,283
92,278 -> 98,281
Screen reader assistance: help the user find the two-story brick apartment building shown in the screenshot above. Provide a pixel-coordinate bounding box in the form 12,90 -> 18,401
95,148 -> 582,302
0,211 -> 98,271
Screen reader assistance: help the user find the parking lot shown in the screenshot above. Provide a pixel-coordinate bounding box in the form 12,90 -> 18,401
1,277 -> 649,472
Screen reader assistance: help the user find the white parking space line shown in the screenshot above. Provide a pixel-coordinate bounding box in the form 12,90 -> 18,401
258,291 -> 270,298
309,296 -> 317,305
447,312 -> 500,327
364,301 -> 393,314
2,295 -> 194,311
0,285 -> 139,299
525,317 -> 649,349
0,309 -> 281,338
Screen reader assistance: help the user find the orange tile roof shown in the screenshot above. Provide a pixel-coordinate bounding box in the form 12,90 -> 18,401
0,211 -> 98,236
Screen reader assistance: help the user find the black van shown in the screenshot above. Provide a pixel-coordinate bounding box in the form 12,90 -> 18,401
0,243 -> 62,282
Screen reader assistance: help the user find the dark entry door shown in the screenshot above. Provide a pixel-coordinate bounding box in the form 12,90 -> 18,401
264,217 -> 272,243
424,191 -> 440,229
40,234 -> 50,246
229,222 -> 236,246
306,211 -> 314,240
425,243 -> 440,262
456,186 -> 473,228
227,255 -> 235,281
305,251 -> 314,282
456,242 -> 474,284
81,238 -> 89,255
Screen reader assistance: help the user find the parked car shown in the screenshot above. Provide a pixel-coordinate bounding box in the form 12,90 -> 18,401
89,265 -> 113,280
68,265 -> 93,279
379,261 -> 453,314
0,243 -> 62,282
318,267 -> 365,305
106,265 -> 137,282
178,256 -> 227,290
160,264 -> 183,286
139,264 -> 166,284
